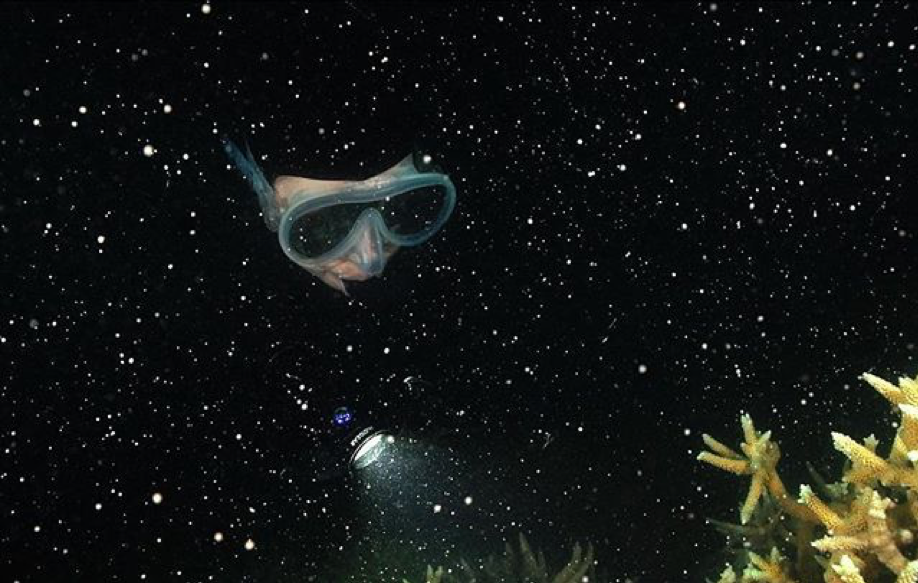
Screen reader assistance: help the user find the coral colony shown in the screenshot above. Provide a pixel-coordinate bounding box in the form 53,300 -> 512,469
699,370 -> 918,583
404,534 -> 596,583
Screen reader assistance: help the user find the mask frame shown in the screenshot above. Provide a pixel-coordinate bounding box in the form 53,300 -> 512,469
278,164 -> 456,270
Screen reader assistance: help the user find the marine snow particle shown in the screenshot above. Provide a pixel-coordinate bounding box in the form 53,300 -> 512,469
143,145 -> 155,157
151,492 -> 163,505
213,532 -> 224,542
244,538 -> 255,550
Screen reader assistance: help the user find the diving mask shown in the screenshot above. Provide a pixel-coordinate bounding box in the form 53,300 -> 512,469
224,140 -> 457,292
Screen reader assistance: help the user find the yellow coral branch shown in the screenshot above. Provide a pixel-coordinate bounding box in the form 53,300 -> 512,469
699,415 -> 818,525
698,451 -> 750,475
742,473 -> 767,525
866,491 -> 908,574
812,535 -> 869,554
812,489 -> 909,577
703,433 -> 743,459
862,372 -> 907,406
715,565 -> 737,583
898,561 -> 918,583
832,433 -> 890,478
896,404 -> 918,461
831,555 -> 866,583
766,471 -> 818,524
799,485 -> 844,531
743,548 -> 798,583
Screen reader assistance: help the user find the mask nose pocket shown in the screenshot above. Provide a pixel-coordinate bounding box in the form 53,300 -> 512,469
349,221 -> 386,276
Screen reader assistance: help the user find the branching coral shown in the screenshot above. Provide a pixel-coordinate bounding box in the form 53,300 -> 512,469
810,489 -> 907,573
406,533 -> 598,583
698,414 -> 816,525
829,372 -> 918,490
742,548 -> 797,583
700,369 -> 918,583
709,494 -> 795,565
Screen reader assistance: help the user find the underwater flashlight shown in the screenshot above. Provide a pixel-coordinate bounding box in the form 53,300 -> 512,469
327,407 -> 391,471
348,426 -> 391,470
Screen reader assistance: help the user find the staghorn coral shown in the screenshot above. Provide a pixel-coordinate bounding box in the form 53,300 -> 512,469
706,492 -> 817,580
406,533 -> 599,583
708,494 -> 796,565
700,369 -> 918,583
809,489 -> 907,572
741,547 -> 796,582
698,414 -> 817,525
408,565 -> 444,583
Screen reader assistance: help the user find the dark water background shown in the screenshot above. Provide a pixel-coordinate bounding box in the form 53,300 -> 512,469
1,2 -> 917,581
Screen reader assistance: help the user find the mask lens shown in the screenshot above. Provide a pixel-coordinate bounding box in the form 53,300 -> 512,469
376,185 -> 448,237
289,203 -> 365,257
288,185 -> 449,257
